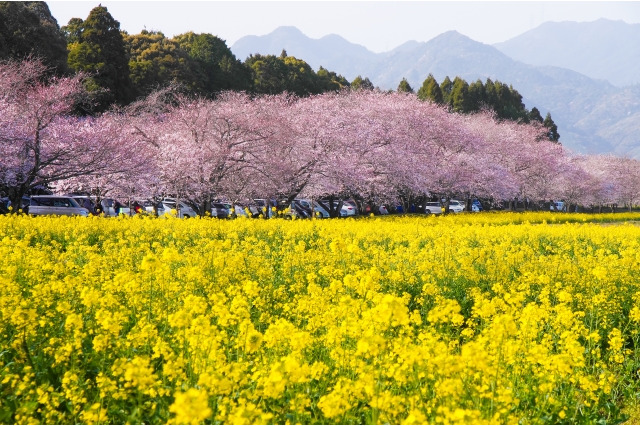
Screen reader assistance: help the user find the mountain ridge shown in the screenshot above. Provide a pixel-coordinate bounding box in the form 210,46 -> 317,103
493,19 -> 640,87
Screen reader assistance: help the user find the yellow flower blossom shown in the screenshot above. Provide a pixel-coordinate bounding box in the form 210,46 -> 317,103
168,388 -> 212,425
2,212 -> 640,424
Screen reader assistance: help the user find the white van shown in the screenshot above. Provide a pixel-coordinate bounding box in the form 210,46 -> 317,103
29,196 -> 90,217
159,198 -> 198,218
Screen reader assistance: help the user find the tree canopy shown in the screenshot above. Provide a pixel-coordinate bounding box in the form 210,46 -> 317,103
0,1 -> 68,74
172,31 -> 252,94
125,31 -> 200,98
397,78 -> 414,93
351,75 -> 374,91
63,5 -> 133,110
245,52 -> 349,96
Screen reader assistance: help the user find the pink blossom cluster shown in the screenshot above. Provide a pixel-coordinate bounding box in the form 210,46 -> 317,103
2,60 -> 639,212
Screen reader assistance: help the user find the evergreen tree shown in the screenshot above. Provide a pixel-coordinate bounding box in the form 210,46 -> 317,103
0,1 -> 68,75
467,79 -> 485,112
317,66 -> 350,92
543,112 -> 560,142
440,76 -> 453,107
351,75 -> 374,91
61,17 -> 83,43
173,32 -> 251,94
417,74 -> 443,104
245,54 -> 349,96
450,77 -> 470,113
282,55 -> 319,96
64,5 -> 133,110
125,30 -> 201,98
397,77 -> 413,93
529,107 -> 543,123
484,78 -> 498,109
245,53 -> 288,94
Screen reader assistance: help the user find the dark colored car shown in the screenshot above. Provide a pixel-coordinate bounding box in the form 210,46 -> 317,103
211,203 -> 230,218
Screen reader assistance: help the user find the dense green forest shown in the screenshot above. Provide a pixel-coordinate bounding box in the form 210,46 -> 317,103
0,2 -> 559,140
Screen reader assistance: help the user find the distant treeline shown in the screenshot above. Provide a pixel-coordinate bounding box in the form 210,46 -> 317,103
0,2 -> 558,140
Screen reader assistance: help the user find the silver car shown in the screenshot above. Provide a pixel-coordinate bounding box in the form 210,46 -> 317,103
448,200 -> 465,213
423,201 -> 443,215
29,195 -> 90,217
160,198 -> 198,218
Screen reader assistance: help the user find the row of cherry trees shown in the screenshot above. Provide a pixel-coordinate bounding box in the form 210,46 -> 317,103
2,60 -> 640,214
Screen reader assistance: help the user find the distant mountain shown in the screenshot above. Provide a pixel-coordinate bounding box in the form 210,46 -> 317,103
231,26 -> 378,79
494,19 -> 640,87
364,31 -> 517,89
231,25 -> 640,158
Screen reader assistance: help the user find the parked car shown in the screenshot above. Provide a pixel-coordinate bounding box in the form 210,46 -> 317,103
423,201 -> 443,215
343,200 -> 359,215
229,204 -> 250,218
253,199 -> 278,218
448,200 -> 465,213
550,200 -> 566,212
97,198 -> 118,217
296,199 -> 330,218
284,200 -> 311,219
313,202 -> 330,218
139,198 -> 198,218
332,200 -> 356,216
250,203 -> 263,217
0,198 -> 9,215
211,202 -> 230,218
5,196 -> 31,212
29,195 -> 90,217
364,203 -> 390,215
319,200 -> 352,217
69,195 -> 99,215
378,205 -> 390,215
160,199 -> 198,218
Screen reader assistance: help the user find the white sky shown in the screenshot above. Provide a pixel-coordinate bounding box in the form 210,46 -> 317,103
46,1 -> 640,53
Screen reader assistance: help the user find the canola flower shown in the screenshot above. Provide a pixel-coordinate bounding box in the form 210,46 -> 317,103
1,212 -> 640,424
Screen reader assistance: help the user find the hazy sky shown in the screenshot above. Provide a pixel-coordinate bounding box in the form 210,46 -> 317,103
46,1 -> 640,53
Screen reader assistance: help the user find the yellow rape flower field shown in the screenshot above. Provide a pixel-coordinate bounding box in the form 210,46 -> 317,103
2,212 -> 640,424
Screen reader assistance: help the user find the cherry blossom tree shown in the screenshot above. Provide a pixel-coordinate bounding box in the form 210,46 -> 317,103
51,111 -> 156,203
580,155 -> 619,211
550,155 -> 594,212
124,90 -> 277,215
0,59 -> 125,209
465,111 -> 565,210
3,65 -> 631,218
604,156 -> 640,211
